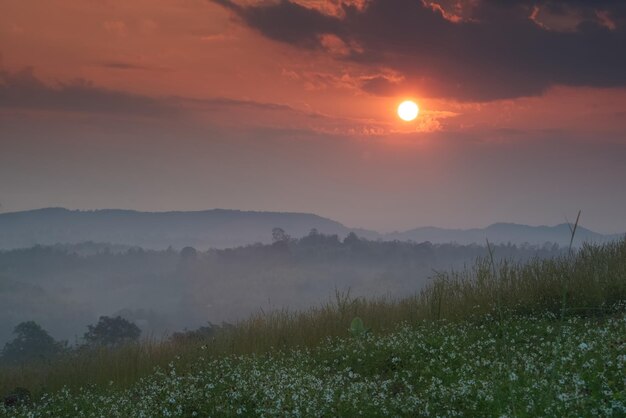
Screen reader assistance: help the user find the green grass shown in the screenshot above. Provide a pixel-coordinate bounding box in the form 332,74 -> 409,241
1,238 -> 625,416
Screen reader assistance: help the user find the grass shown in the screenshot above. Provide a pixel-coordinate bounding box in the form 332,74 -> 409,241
1,238 -> 625,416
2,314 -> 624,417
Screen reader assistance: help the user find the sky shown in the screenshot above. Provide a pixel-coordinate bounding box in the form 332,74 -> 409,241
1,0 -> 625,233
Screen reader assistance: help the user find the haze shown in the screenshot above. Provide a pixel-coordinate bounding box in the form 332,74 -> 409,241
1,0 -> 626,233
1,0 -> 626,349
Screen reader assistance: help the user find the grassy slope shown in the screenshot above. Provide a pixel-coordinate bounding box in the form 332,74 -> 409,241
2,314 -> 625,417
1,238 -> 625,416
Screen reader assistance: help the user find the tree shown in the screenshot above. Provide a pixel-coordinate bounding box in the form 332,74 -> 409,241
272,227 -> 290,243
1,321 -> 63,364
344,232 -> 361,246
170,322 -> 222,344
83,316 -> 141,347
180,246 -> 198,260
178,246 -> 198,271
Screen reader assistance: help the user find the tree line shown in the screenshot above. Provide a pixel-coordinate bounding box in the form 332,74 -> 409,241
0,229 -> 566,350
1,316 -> 140,365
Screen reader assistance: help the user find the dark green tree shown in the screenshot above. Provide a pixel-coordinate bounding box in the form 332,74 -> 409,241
83,316 -> 141,347
1,321 -> 63,364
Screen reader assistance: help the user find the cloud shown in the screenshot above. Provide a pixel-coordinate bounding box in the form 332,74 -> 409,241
528,1 -> 626,23
360,75 -> 404,96
183,96 -> 297,112
102,20 -> 128,37
98,61 -> 160,71
0,67 -> 447,135
215,0 -> 342,47
212,0 -> 626,101
0,67 -> 175,116
0,68 -> 294,117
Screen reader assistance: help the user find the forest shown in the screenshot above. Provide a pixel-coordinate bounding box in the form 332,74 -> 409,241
0,229 -> 564,349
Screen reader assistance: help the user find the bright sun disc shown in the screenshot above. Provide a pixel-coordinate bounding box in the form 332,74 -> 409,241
397,100 -> 419,121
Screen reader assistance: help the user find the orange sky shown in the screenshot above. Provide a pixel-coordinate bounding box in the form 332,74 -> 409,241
1,0 -> 626,232
3,0 -> 624,134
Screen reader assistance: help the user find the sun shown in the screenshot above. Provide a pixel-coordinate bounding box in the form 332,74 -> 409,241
397,100 -> 419,121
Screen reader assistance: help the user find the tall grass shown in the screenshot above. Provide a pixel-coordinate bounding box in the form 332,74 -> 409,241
1,238 -> 625,398
424,239 -> 625,320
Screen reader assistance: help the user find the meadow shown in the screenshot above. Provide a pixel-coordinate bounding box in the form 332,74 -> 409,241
1,237 -> 625,417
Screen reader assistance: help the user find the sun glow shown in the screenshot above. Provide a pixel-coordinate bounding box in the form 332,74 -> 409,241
397,100 -> 419,121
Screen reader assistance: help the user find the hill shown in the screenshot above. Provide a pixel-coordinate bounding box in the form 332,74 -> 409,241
387,222 -> 623,246
0,208 -> 622,250
1,238 -> 625,416
0,208 -> 352,250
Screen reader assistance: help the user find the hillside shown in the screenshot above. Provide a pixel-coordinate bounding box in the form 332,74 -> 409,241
387,222 -> 623,246
3,315 -> 624,417
1,238 -> 625,416
0,208 -> 351,250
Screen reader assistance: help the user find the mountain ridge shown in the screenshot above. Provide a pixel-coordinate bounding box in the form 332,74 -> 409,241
0,207 -> 622,250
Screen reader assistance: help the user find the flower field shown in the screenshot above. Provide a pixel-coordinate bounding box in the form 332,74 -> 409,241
2,313 -> 624,417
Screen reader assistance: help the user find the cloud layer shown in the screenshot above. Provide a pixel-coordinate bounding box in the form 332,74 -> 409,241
0,67 -> 173,116
0,67 -> 398,135
213,0 -> 626,101
0,67 -> 299,119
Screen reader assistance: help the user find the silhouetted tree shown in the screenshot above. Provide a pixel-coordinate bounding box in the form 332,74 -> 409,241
170,322 -> 222,344
344,232 -> 361,246
83,316 -> 141,347
272,227 -> 290,243
178,246 -> 198,271
180,246 -> 198,260
1,321 -> 63,364
271,227 -> 292,253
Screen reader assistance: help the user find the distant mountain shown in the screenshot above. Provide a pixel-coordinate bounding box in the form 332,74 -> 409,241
0,208 -> 353,250
0,208 -> 622,250
386,222 -> 624,247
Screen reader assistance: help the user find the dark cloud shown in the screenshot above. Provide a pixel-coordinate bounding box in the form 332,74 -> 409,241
99,61 -> 158,71
213,0 -> 342,46
530,0 -> 626,21
212,0 -> 626,101
185,96 -> 296,112
0,67 -> 175,116
0,67 -> 297,117
0,67 -> 299,116
359,76 -> 403,96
